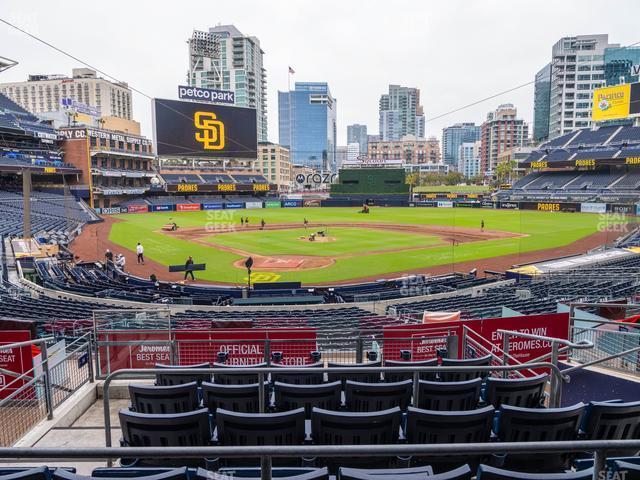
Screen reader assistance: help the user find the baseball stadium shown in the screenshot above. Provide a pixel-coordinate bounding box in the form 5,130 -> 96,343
0,22 -> 640,480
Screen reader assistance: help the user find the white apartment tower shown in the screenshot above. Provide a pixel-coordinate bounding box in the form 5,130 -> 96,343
0,68 -> 132,119
187,25 -> 268,142
548,34 -> 618,139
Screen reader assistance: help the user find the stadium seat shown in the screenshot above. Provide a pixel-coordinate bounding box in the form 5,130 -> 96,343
494,403 -> 585,472
119,408 -> 212,466
215,407 -> 306,447
128,382 -> 200,414
416,378 -> 483,411
344,379 -> 412,412
0,467 -> 50,480
440,355 -> 492,382
612,460 -> 640,480
327,361 -> 382,386
271,362 -> 324,385
155,363 -> 212,386
202,467 -> 330,479
580,400 -> 640,456
383,358 -> 438,383
311,406 -> 402,468
405,406 -> 494,470
338,465 -> 472,480
201,382 -> 267,414
273,381 -> 342,418
54,469 -> 189,480
483,374 -> 548,409
213,362 -> 267,385
476,464 -> 595,480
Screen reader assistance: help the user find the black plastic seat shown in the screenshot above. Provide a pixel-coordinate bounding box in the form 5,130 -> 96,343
495,403 -> 585,472
483,373 -> 548,409
612,460 -> 640,480
54,469 -> 189,480
271,361 -> 324,385
405,405 -> 494,471
274,381 -> 342,419
155,363 -> 211,386
416,378 -> 482,411
215,407 -> 306,451
476,464 -> 594,480
383,358 -> 438,383
201,382 -> 267,414
202,467 -> 329,479
311,406 -> 402,468
580,400 -> 640,456
213,362 -> 267,385
119,408 -> 212,466
327,361 -> 381,386
344,379 -> 412,412
339,465 -> 472,480
128,382 -> 200,414
440,355 -> 491,382
0,467 -> 49,480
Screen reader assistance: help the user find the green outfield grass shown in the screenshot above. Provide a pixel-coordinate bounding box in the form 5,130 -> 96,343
107,207 -> 602,284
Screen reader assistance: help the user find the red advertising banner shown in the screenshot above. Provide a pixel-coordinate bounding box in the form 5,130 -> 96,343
126,204 -> 148,213
383,322 -> 462,361
0,330 -> 33,399
177,203 -> 201,212
97,330 -> 171,374
174,328 -> 318,366
383,313 -> 570,368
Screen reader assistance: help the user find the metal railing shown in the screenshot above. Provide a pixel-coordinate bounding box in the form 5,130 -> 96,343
0,333 -> 94,447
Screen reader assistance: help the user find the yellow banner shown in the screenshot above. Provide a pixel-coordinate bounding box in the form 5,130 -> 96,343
592,84 -> 630,121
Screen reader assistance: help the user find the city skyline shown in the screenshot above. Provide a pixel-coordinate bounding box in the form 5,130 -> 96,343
1,0 -> 640,147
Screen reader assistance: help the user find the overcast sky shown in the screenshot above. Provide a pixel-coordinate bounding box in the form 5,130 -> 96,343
2,0 -> 640,145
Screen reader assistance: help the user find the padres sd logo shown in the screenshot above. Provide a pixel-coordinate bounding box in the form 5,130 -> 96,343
194,111 -> 225,150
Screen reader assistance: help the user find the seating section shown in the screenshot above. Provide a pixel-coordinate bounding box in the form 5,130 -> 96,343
158,172 -> 269,186
0,189 -> 94,238
388,277 -> 640,319
111,369 -> 640,474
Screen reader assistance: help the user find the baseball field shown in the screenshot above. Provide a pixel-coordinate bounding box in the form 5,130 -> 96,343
79,207 -> 616,285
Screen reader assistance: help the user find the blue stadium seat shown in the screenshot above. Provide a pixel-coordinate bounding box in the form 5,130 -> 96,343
128,382 -> 200,414
339,465 -> 472,480
476,464 -> 594,480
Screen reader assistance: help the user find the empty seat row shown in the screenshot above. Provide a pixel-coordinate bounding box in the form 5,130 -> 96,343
119,400 -> 640,472
133,373 -> 548,415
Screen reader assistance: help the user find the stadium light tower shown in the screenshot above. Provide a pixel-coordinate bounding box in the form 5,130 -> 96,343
187,30 -> 221,87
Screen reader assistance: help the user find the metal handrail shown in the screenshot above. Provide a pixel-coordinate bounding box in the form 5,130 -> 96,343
0,441 -> 638,480
102,362 -> 565,453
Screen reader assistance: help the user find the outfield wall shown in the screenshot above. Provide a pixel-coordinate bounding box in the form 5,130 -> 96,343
96,199 -> 640,215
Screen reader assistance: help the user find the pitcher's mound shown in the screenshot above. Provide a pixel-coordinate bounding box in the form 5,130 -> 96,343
298,235 -> 336,243
233,255 -> 334,271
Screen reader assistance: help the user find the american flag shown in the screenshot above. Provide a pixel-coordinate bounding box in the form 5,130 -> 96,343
288,66 -> 295,74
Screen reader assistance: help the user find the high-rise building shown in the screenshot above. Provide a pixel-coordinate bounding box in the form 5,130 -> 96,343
458,140 -> 482,178
347,143 -> 360,162
278,82 -> 337,171
441,123 -> 481,169
545,34 -> 618,139
368,135 -> 440,164
187,26 -> 268,142
480,104 -> 529,175
347,124 -> 368,154
378,85 -> 425,141
257,142 -> 291,190
533,63 -> 552,143
0,68 -> 132,119
603,46 -> 640,87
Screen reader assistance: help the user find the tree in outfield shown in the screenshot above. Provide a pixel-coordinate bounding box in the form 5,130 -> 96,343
495,159 -> 517,184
